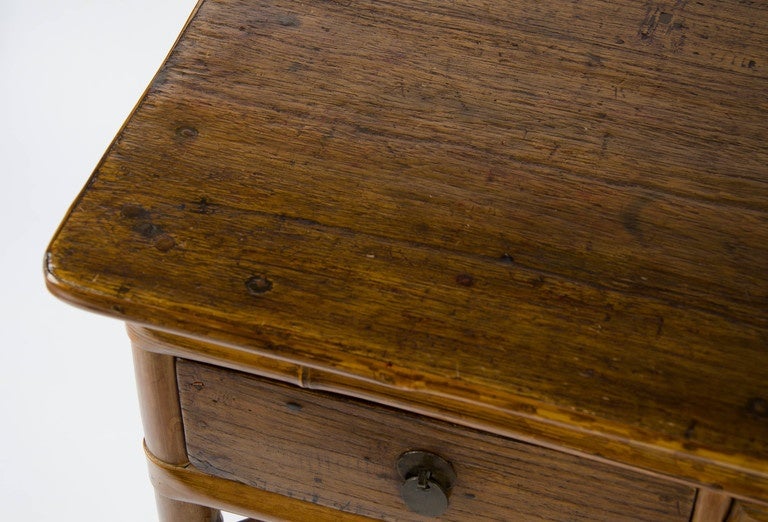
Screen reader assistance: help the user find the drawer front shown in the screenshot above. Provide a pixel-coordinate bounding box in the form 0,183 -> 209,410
729,501 -> 768,522
178,360 -> 695,521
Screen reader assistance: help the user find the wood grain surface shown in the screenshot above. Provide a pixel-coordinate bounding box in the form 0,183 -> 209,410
692,490 -> 734,522
132,344 -> 224,521
729,501 -> 768,522
178,359 -> 696,521
145,441 -> 376,522
47,0 -> 768,501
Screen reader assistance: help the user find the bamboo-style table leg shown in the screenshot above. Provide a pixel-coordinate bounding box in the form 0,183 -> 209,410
132,341 -> 222,522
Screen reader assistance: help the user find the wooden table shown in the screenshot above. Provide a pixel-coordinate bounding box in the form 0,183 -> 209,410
47,0 -> 768,520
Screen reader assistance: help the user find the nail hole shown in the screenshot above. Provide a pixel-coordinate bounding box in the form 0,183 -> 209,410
154,234 -> 176,252
246,275 -> 273,295
175,125 -> 199,139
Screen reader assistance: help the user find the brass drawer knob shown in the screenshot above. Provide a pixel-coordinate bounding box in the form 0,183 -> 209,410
396,450 -> 457,517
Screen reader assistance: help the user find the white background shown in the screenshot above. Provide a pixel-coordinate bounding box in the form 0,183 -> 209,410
1,1 -> 241,520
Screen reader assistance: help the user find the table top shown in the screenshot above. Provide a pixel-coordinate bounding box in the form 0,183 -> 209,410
47,0 -> 767,500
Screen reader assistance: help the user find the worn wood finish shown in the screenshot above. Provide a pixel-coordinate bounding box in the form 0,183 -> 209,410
130,323 -> 761,508
132,345 -> 222,521
131,346 -> 187,464
692,490 -> 733,522
155,494 -> 223,522
47,0 -> 768,506
178,359 -> 696,521
146,443 -> 376,522
729,501 -> 768,522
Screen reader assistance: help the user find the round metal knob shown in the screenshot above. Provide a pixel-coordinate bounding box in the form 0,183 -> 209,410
396,450 -> 456,517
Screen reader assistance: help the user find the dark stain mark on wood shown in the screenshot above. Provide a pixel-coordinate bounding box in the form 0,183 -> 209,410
684,419 -> 697,439
246,274 -> 274,295
638,5 -> 687,49
586,52 -> 604,67
639,8 -> 661,41
134,221 -> 161,238
120,203 -> 149,220
194,196 -> 218,214
455,273 -> 475,287
746,397 -> 767,419
600,133 -> 611,157
121,203 -> 171,247
621,197 -> 652,242
277,14 -> 300,27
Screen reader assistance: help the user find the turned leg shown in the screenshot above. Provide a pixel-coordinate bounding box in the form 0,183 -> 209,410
132,340 -> 222,522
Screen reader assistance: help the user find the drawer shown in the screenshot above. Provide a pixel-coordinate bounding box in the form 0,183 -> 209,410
177,359 -> 695,521
729,501 -> 768,522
